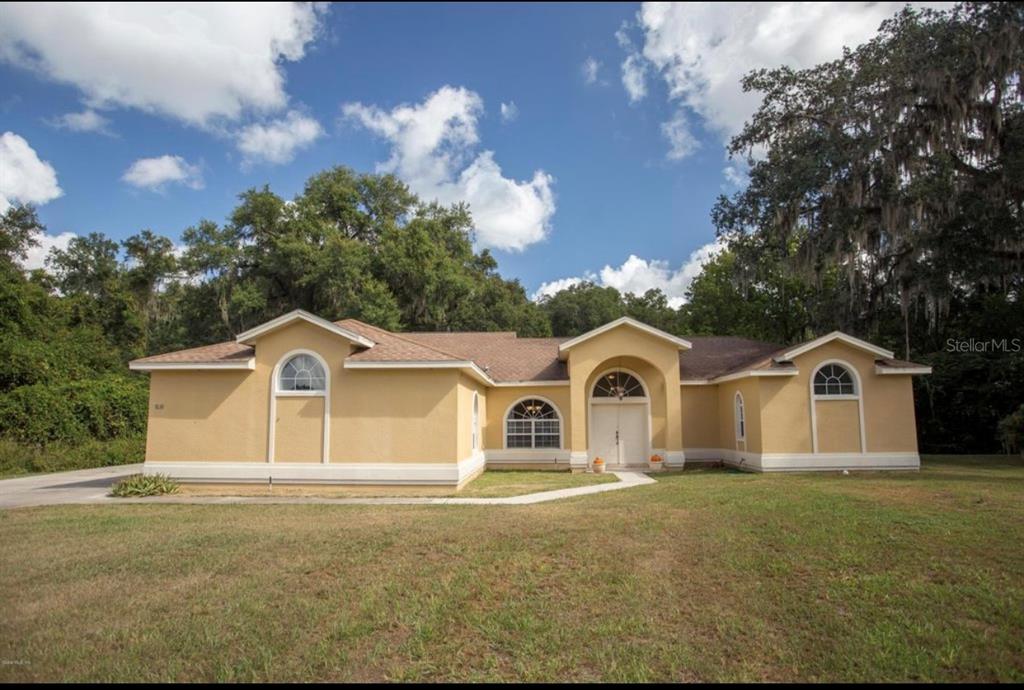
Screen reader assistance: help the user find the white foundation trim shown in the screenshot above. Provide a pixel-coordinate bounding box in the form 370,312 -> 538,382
665,450 -> 686,468
569,451 -> 589,469
682,448 -> 919,472
145,453 -> 486,486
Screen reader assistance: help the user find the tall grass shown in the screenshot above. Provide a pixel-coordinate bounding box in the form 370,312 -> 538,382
0,435 -> 144,478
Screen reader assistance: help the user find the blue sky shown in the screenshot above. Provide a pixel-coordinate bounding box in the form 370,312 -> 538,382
0,2 -> 933,304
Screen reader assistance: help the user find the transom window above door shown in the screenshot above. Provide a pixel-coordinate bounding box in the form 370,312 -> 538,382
506,399 -> 560,449
592,371 -> 646,399
813,363 -> 855,396
279,354 -> 326,392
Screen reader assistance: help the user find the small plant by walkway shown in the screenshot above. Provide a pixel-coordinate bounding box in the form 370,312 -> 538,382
110,473 -> 179,497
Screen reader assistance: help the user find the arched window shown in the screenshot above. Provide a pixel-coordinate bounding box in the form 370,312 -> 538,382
506,399 -> 561,448
813,363 -> 856,396
278,353 -> 326,392
734,392 -> 745,441
592,371 -> 646,399
472,392 -> 480,451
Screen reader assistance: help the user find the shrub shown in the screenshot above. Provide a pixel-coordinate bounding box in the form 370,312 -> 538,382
0,374 -> 148,445
998,405 -> 1024,455
0,435 -> 145,478
110,473 -> 179,498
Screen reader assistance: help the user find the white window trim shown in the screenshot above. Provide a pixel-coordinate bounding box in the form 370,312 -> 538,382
591,369 -> 649,401
809,359 -> 866,454
471,391 -> 480,452
503,395 -> 564,450
268,349 -> 331,464
734,392 -> 746,444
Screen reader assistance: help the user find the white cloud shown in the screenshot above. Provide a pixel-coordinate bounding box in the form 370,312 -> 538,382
616,23 -> 648,103
581,57 -> 602,85
342,85 -> 556,253
236,110 -> 323,166
0,3 -> 324,127
532,276 -> 583,301
722,163 -> 749,189
661,110 -> 699,160
621,53 -> 648,103
0,131 -> 63,213
22,230 -> 76,271
625,2 -> 953,153
534,241 -> 724,307
47,108 -> 114,135
122,155 -> 203,191
500,101 -> 519,123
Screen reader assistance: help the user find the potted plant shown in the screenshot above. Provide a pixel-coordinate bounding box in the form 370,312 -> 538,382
649,454 -> 664,470
592,457 -> 605,474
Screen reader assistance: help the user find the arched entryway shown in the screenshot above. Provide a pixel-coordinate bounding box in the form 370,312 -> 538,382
588,368 -> 652,468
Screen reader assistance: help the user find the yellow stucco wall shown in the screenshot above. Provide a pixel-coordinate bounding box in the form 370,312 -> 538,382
758,340 -> 919,454
274,396 -> 324,461
715,377 -> 762,453
146,369 -> 263,462
679,385 -> 719,448
483,386 -> 571,450
145,320 -> 461,464
456,373 -> 488,461
565,324 -> 683,453
814,399 -> 861,452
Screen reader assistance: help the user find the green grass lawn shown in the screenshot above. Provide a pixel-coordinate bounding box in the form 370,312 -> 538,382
457,469 -> 618,497
173,469 -> 618,499
1,455 -> 1021,682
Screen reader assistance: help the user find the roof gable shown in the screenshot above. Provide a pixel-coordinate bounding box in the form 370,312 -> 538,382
557,317 -> 692,359
235,309 -> 375,348
775,331 -> 894,362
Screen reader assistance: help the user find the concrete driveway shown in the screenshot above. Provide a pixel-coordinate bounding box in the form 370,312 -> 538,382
0,464 -> 143,509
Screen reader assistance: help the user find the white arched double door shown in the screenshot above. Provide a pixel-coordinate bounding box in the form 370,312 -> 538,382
589,369 -> 651,468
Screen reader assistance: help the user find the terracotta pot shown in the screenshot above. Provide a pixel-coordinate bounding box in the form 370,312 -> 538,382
592,460 -> 605,474
648,460 -> 664,470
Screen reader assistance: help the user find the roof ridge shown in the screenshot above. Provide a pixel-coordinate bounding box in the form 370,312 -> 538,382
404,330 -> 517,337
337,318 -> 469,363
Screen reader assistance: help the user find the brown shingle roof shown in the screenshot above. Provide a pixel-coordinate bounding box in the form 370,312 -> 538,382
131,340 -> 253,365
131,316 -> 927,383
337,320 -> 466,363
679,336 -> 787,380
401,332 -> 569,382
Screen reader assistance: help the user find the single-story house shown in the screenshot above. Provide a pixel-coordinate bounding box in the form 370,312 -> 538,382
129,310 -> 932,486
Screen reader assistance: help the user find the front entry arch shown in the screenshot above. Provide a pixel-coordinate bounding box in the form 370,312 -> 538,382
588,368 -> 652,468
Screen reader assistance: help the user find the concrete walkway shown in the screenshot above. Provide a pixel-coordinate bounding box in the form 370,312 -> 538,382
0,465 -> 657,509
